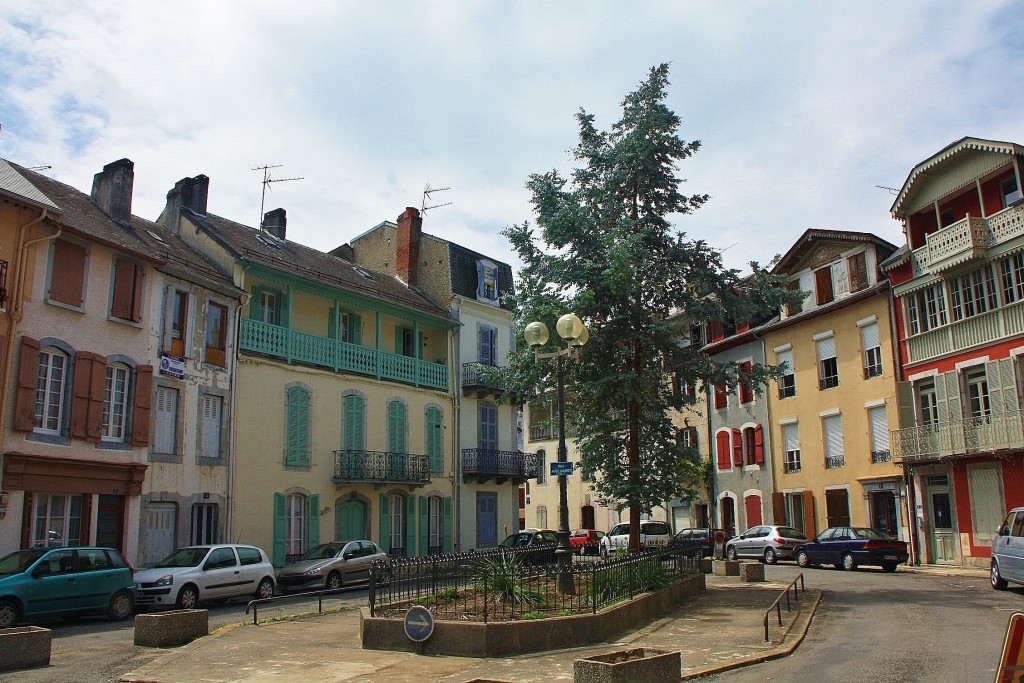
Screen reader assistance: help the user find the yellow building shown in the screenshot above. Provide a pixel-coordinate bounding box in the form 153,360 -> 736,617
762,230 -> 909,541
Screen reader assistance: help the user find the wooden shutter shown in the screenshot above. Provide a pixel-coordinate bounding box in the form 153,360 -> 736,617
199,394 -> 221,457
945,371 -> 962,421
387,401 -> 406,453
732,428 -> 743,467
111,259 -> 134,319
1001,359 -> 1020,412
716,431 -> 731,470
848,253 -> 868,292
986,361 -> 1005,415
131,365 -> 153,446
49,240 -> 86,306
443,496 -> 453,553
307,494 -> 320,548
896,381 -> 917,430
772,492 -> 786,525
379,494 -> 391,552
285,386 -> 310,465
154,386 -> 177,454
406,495 -> 417,556
744,495 -> 762,526
13,336 -> 40,431
86,354 -> 108,441
740,361 -> 753,403
343,395 -> 365,451
71,351 -> 94,438
814,266 -> 833,304
272,493 -> 287,566
419,497 -> 429,556
426,407 -> 442,473
802,490 -> 817,536
754,425 -> 764,465
714,383 -> 727,409
478,404 -> 497,450
131,263 -> 145,322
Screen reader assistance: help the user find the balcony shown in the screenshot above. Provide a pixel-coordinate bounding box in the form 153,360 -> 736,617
461,362 -> 506,398
332,449 -> 431,487
871,449 -> 892,464
905,298 -> 1024,364
891,410 -> 1024,462
461,449 -> 538,484
909,205 -> 1024,279
825,456 -> 845,469
240,319 -> 448,390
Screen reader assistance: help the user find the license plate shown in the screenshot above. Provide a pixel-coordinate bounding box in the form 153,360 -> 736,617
883,555 -> 898,560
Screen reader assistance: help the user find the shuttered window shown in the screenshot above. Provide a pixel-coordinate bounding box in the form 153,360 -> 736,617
823,415 -> 844,468
817,335 -> 838,389
285,386 -> 311,466
739,361 -> 754,403
101,364 -> 130,441
861,322 -> 882,378
153,386 -> 178,454
783,423 -> 801,473
426,406 -> 443,473
716,431 -> 731,470
848,252 -> 868,292
815,266 -> 834,305
35,348 -> 67,433
343,394 -> 365,451
777,348 -> 795,398
387,400 -> 407,454
478,404 -> 497,450
204,301 -> 228,367
478,326 -> 496,365
199,394 -> 222,458
111,258 -> 145,322
49,240 -> 87,307
869,406 -> 889,456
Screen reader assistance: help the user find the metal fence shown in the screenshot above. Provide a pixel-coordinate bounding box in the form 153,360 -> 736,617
368,543 -> 703,622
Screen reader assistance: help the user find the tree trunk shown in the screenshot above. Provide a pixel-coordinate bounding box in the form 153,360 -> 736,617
628,340 -> 642,553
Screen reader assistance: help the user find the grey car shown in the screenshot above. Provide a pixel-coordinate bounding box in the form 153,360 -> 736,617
992,507 -> 1024,590
725,525 -> 808,564
276,541 -> 386,592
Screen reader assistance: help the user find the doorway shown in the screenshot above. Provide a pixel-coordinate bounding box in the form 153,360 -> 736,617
926,475 -> 956,564
581,505 -> 595,530
96,495 -> 125,551
336,499 -> 366,541
720,496 -> 736,536
870,491 -> 898,537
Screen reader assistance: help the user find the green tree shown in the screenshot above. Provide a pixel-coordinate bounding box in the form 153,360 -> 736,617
504,64 -> 796,553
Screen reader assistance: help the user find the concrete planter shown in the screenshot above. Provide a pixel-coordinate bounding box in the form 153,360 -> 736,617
739,562 -> 765,582
700,558 -> 713,574
134,609 -> 209,647
574,647 -> 681,683
712,559 -> 739,576
0,626 -> 52,671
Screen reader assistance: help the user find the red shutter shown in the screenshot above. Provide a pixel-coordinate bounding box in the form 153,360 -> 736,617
815,266 -> 833,305
740,361 -> 753,403
732,428 -> 743,467
131,264 -> 145,322
86,354 -> 107,441
716,431 -> 731,470
111,259 -> 134,319
71,351 -> 95,438
132,365 -> 153,446
13,336 -> 40,431
754,425 -> 764,465
714,383 -> 727,409
710,321 -> 725,342
745,495 -> 763,526
49,241 -> 86,306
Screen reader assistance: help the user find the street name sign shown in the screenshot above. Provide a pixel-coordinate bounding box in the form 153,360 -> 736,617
550,461 -> 574,476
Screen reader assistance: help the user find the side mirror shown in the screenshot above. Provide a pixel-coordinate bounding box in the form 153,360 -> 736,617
999,525 -> 1010,537
343,551 -> 355,560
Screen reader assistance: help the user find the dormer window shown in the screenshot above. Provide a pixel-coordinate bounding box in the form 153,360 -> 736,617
477,260 -> 499,302
848,252 -> 868,293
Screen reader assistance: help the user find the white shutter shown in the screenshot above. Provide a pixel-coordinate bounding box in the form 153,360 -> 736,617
869,406 -> 889,451
154,386 -> 178,454
861,322 -> 879,350
777,349 -> 793,373
816,336 -> 836,360
1002,359 -> 1020,412
200,395 -> 222,458
986,361 -> 1005,415
783,423 -> 799,451
824,415 -> 844,458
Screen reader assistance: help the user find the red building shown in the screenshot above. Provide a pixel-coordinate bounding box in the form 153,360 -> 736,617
884,138 -> 1024,568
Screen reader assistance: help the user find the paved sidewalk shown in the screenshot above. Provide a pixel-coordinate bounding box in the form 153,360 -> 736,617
120,572 -> 820,683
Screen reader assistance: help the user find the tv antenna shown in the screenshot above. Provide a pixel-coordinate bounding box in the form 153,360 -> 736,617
27,165 -> 52,172
421,184 -> 452,214
252,164 -> 304,229
876,185 -> 900,196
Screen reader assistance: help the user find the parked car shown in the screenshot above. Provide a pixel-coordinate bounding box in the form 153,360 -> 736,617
599,520 -> 673,558
569,529 -> 606,556
991,507 -> 1024,589
498,529 -> 559,564
0,546 -> 135,628
134,544 -> 275,610
671,528 -> 734,558
794,527 -> 909,572
276,541 -> 386,592
725,525 -> 808,564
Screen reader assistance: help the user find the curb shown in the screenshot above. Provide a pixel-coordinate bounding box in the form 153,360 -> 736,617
119,621 -> 246,683
681,588 -> 823,680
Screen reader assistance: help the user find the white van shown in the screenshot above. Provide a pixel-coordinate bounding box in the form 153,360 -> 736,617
599,520 -> 672,558
992,508 -> 1024,589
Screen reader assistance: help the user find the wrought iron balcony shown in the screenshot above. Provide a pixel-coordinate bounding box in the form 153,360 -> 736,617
891,410 -> 1024,462
871,449 -> 892,464
461,448 -> 538,484
332,449 -> 431,487
825,456 -> 846,469
783,461 -> 802,474
461,362 -> 506,398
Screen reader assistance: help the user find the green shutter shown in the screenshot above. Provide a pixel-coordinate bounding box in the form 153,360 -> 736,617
395,325 -> 403,354
419,497 -> 429,556
443,496 -> 453,554
327,308 -> 337,339
273,492 -> 287,567
379,494 -> 390,552
407,495 -> 417,556
351,313 -> 362,345
285,386 -> 310,466
308,494 -> 320,547
249,287 -> 263,320
343,395 -> 365,451
388,401 -> 406,454
277,288 -> 287,327
426,407 -> 442,473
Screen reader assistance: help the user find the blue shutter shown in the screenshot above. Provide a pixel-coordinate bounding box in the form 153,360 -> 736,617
476,261 -> 486,298
308,494 -> 320,547
273,492 -> 287,566
379,494 -> 390,552
479,404 -> 497,450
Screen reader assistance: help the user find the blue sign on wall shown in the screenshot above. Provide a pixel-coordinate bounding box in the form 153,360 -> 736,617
404,605 -> 434,642
550,461 -> 574,476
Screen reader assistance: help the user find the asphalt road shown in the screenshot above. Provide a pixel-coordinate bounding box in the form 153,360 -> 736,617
701,564 -> 1020,682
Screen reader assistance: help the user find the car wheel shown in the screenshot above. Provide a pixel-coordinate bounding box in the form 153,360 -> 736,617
176,584 -> 200,610
107,589 -> 134,621
0,599 -> 18,628
763,547 -> 777,565
726,546 -> 738,561
841,553 -> 857,572
992,561 -> 1009,590
255,577 -> 275,600
796,550 -> 811,568
882,563 -> 898,573
326,571 -> 343,590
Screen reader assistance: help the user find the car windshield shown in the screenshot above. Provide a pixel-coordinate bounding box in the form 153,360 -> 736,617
155,547 -> 210,568
299,543 -> 343,561
852,528 -> 890,540
0,550 -> 45,575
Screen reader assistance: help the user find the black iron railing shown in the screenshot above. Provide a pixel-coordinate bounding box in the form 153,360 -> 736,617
332,449 -> 430,485
871,449 -> 892,464
825,456 -> 845,469
461,362 -> 507,392
462,448 -> 538,480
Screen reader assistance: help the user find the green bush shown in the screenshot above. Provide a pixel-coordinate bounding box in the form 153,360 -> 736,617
590,559 -> 670,602
472,553 -> 545,606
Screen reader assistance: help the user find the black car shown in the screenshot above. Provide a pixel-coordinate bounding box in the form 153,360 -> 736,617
670,528 -> 734,558
498,530 -> 558,565
794,527 -> 909,572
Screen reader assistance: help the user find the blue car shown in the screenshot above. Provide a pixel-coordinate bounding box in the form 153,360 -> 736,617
794,527 -> 909,572
0,547 -> 136,627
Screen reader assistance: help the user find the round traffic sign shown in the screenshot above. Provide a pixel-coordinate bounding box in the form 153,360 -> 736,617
404,605 -> 434,642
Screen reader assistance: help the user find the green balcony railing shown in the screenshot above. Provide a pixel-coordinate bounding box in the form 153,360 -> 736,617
239,319 -> 448,390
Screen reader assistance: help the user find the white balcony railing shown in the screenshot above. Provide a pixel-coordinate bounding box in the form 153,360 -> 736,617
891,410 -> 1024,462
906,299 -> 1024,364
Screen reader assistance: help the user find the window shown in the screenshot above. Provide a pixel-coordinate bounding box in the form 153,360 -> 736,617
199,394 -> 223,458
396,326 -> 416,358
429,496 -> 443,553
777,348 -> 795,398
153,386 -> 179,454
285,386 -> 311,466
204,301 -> 228,367
166,289 -> 189,356
536,505 -> 548,529
823,415 -> 844,468
999,253 -> 1024,304
869,406 -> 890,463
744,427 -> 757,466
965,367 -> 991,418
101,364 -> 130,441
329,307 -> 361,345
426,406 -> 443,473
918,380 -> 938,426
848,252 -> 868,293
906,284 -> 949,335
191,503 -> 219,545
35,348 -> 67,433
110,257 -> 145,322
1001,174 -> 1021,207
739,361 -> 754,403
536,448 -> 546,484
786,279 -> 804,316
48,240 -> 87,307
389,494 -> 405,553
814,266 -> 834,305
387,400 -> 407,453
709,321 -> 726,343
784,492 -> 805,532
478,326 -> 497,365
714,383 -> 728,409
817,336 -> 838,390
861,322 -> 882,379
950,265 -> 998,321
478,404 -> 497,450
32,493 -> 83,547
477,261 -> 499,301
343,394 -> 365,451
679,426 -> 698,450
286,494 -> 308,556
783,423 -> 801,473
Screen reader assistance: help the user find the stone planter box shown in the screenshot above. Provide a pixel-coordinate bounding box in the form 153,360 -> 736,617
712,559 -> 739,576
0,626 -> 51,671
700,558 -> 713,574
574,647 -> 681,683
740,562 -> 765,582
134,609 -> 209,648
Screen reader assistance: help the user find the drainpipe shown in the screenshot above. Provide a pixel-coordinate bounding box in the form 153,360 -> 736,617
226,291 -> 248,542
450,313 -> 461,553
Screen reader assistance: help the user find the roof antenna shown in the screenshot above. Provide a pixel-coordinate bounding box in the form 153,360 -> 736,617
421,184 -> 452,214
252,164 -> 304,229
876,185 -> 899,196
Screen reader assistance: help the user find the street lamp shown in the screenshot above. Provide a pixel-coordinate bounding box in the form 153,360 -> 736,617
525,313 -> 589,594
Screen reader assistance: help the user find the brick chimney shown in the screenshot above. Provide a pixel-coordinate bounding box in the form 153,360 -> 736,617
396,207 -> 422,285
263,208 -> 287,240
161,174 -> 209,235
90,158 -> 134,224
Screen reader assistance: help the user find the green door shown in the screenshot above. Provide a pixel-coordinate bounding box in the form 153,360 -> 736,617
337,500 -> 366,541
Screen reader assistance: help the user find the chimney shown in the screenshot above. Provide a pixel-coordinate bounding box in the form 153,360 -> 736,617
160,174 -> 209,235
263,208 -> 287,240
396,207 -> 422,285
90,158 -> 134,224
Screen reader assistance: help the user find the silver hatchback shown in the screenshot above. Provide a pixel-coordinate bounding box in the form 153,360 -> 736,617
725,525 -> 808,564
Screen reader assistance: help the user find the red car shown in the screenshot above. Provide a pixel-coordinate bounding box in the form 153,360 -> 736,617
569,529 -> 606,556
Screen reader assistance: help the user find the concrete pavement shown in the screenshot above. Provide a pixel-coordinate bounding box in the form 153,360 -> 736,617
119,570 -> 823,683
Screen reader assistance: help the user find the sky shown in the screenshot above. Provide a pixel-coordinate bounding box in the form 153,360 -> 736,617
2,1 -> 1023,275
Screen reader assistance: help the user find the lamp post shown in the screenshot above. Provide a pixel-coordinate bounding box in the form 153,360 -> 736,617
524,313 -> 589,595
